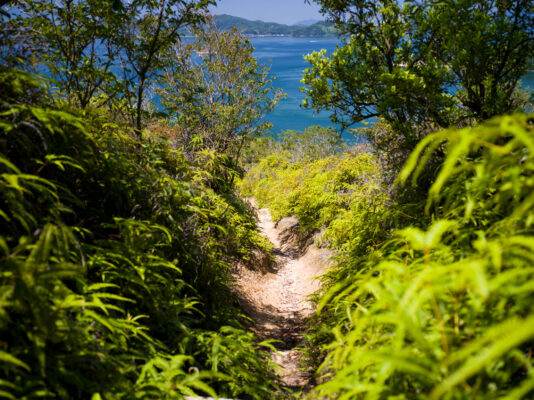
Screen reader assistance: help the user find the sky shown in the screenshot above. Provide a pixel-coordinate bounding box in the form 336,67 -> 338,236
208,0 -> 324,25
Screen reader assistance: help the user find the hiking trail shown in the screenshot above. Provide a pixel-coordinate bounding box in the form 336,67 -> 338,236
232,199 -> 332,392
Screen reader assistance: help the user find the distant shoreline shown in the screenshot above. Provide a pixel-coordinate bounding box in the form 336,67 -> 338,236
185,34 -> 338,39
243,34 -> 336,38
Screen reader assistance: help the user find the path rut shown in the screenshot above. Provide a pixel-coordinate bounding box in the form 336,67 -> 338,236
233,202 -> 332,392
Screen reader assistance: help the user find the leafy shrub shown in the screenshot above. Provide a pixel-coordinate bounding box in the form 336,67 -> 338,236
241,125 -> 347,167
242,113 -> 534,398
239,146 -> 388,253
158,24 -> 284,164
0,69 -> 279,399
308,114 -> 534,399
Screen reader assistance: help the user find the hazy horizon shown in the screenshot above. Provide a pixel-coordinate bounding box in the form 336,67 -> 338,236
208,0 -> 324,25
213,13 -> 322,26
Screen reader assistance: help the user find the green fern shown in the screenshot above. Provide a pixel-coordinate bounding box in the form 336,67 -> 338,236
308,114 -> 534,399
0,69 -> 279,399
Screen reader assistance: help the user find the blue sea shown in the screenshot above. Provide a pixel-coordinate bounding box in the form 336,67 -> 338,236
250,37 -> 340,134
250,37 -> 534,136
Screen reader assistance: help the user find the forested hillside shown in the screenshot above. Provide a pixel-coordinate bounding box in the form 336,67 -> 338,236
212,15 -> 337,37
1,0 -> 534,399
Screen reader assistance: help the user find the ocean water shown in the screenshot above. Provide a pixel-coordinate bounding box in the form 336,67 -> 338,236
521,71 -> 534,97
250,37 -> 341,134
250,37 -> 534,136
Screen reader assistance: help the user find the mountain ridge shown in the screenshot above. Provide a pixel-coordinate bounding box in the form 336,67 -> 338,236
294,19 -> 321,26
212,14 -> 337,38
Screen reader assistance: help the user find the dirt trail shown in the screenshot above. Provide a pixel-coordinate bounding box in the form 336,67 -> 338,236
233,201 -> 332,391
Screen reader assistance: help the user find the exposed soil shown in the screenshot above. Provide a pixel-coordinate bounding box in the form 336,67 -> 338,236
232,200 -> 332,393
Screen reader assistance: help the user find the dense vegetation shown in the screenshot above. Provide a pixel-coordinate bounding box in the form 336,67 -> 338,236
0,67 -> 286,399
2,0 -> 534,399
0,0 -> 287,398
239,130 -> 386,251
303,0 -> 534,170
241,115 -> 534,399
240,1 -> 534,398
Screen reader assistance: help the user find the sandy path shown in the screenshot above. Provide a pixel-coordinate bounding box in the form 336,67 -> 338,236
233,202 -> 332,391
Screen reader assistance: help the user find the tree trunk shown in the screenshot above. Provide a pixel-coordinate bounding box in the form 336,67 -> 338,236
135,77 -> 145,140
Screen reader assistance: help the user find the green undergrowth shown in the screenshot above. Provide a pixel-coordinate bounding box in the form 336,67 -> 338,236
241,114 -> 534,398
0,69 -> 282,399
238,147 -> 391,254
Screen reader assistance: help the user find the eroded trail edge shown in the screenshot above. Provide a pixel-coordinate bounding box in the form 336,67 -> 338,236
233,200 -> 332,391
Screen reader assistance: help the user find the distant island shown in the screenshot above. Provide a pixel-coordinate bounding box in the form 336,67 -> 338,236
212,14 -> 338,38
295,19 -> 322,26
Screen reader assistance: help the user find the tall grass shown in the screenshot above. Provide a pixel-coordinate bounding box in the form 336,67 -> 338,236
239,147 -> 388,250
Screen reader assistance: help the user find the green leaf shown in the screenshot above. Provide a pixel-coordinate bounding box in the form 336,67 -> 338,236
0,350 -> 30,371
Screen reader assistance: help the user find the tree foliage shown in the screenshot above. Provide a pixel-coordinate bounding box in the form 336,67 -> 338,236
12,0 -> 123,108
303,0 -> 534,163
117,0 -> 214,135
1,0 -> 215,137
158,23 -> 284,163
